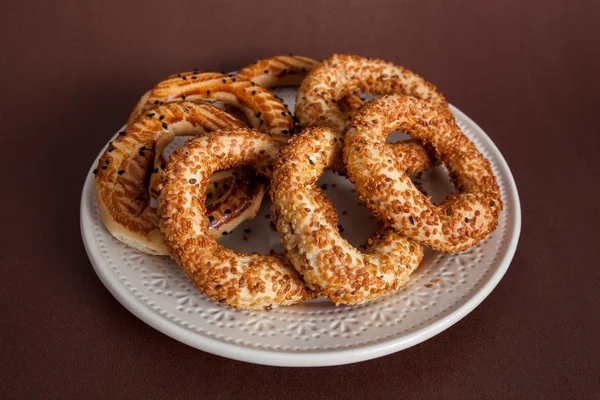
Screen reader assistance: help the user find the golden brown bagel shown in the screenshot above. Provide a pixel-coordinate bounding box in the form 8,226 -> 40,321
270,126 -> 423,305
95,102 -> 264,255
158,128 -> 321,310
344,95 -> 502,252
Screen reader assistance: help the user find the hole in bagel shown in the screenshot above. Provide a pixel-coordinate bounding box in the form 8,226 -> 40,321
315,171 -> 379,249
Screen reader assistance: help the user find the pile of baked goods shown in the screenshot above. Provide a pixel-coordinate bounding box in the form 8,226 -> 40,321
94,54 -> 502,310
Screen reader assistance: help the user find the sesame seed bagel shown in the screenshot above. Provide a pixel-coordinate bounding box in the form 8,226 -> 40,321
236,55 -> 363,115
271,126 -> 424,305
344,95 -> 503,252
295,53 -> 440,173
129,71 -> 294,143
157,128 -> 318,310
95,102 -> 264,255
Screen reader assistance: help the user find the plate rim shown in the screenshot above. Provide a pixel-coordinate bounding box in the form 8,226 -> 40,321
80,104 -> 521,367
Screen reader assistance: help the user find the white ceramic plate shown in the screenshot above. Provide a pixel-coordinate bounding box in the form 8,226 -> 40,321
81,87 -> 521,367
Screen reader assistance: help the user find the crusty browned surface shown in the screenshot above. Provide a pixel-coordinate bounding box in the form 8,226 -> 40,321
131,71 -> 294,143
94,102 -> 263,255
295,53 -> 440,173
271,126 -> 423,305
344,95 -> 502,252
236,55 -> 363,115
157,129 -> 317,309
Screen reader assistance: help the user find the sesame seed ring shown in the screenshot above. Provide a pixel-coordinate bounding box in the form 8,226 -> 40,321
130,71 -> 294,142
295,54 -> 441,174
124,68 -> 299,247
158,128 -> 320,310
95,102 -> 265,255
236,55 -> 363,115
344,95 -> 503,252
270,126 -> 424,305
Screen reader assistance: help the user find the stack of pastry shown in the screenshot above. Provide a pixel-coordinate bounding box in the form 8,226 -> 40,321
94,54 -> 502,310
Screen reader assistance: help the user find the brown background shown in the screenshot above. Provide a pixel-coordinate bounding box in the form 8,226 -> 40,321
1,0 -> 599,398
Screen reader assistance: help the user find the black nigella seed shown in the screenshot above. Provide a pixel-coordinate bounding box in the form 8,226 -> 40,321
236,179 -> 241,185
162,122 -> 168,129
223,184 -> 229,190
222,231 -> 228,235
256,111 -> 262,118
118,170 -> 125,175
308,158 -> 314,165
101,165 -> 107,170
489,201 -> 496,207
182,76 -> 187,80
139,151 -> 145,157
118,131 -> 126,136
207,193 -> 213,199
105,159 -> 110,164
244,228 -> 251,234
184,108 -> 190,113
192,76 -> 197,79
159,115 -> 164,120
154,168 -> 158,173
222,78 -> 227,83
93,169 -> 98,175
108,147 -> 114,152
207,203 -> 214,208
281,111 -> 286,116
263,70 -> 269,74
160,163 -> 166,169
321,184 -> 327,190
252,90 -> 256,95
232,171 -> 238,176
209,215 -> 215,222
232,78 -> 236,82
409,216 -> 415,225
465,217 -> 470,223
189,178 -> 197,184
181,94 -> 186,100
301,68 -> 306,73
148,113 -> 155,118
154,100 -> 159,104
282,129 -> 288,134
225,209 -> 231,214
206,90 -> 210,95
141,146 -> 146,151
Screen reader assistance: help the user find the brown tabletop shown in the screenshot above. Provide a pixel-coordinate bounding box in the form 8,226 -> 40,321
1,0 -> 599,398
